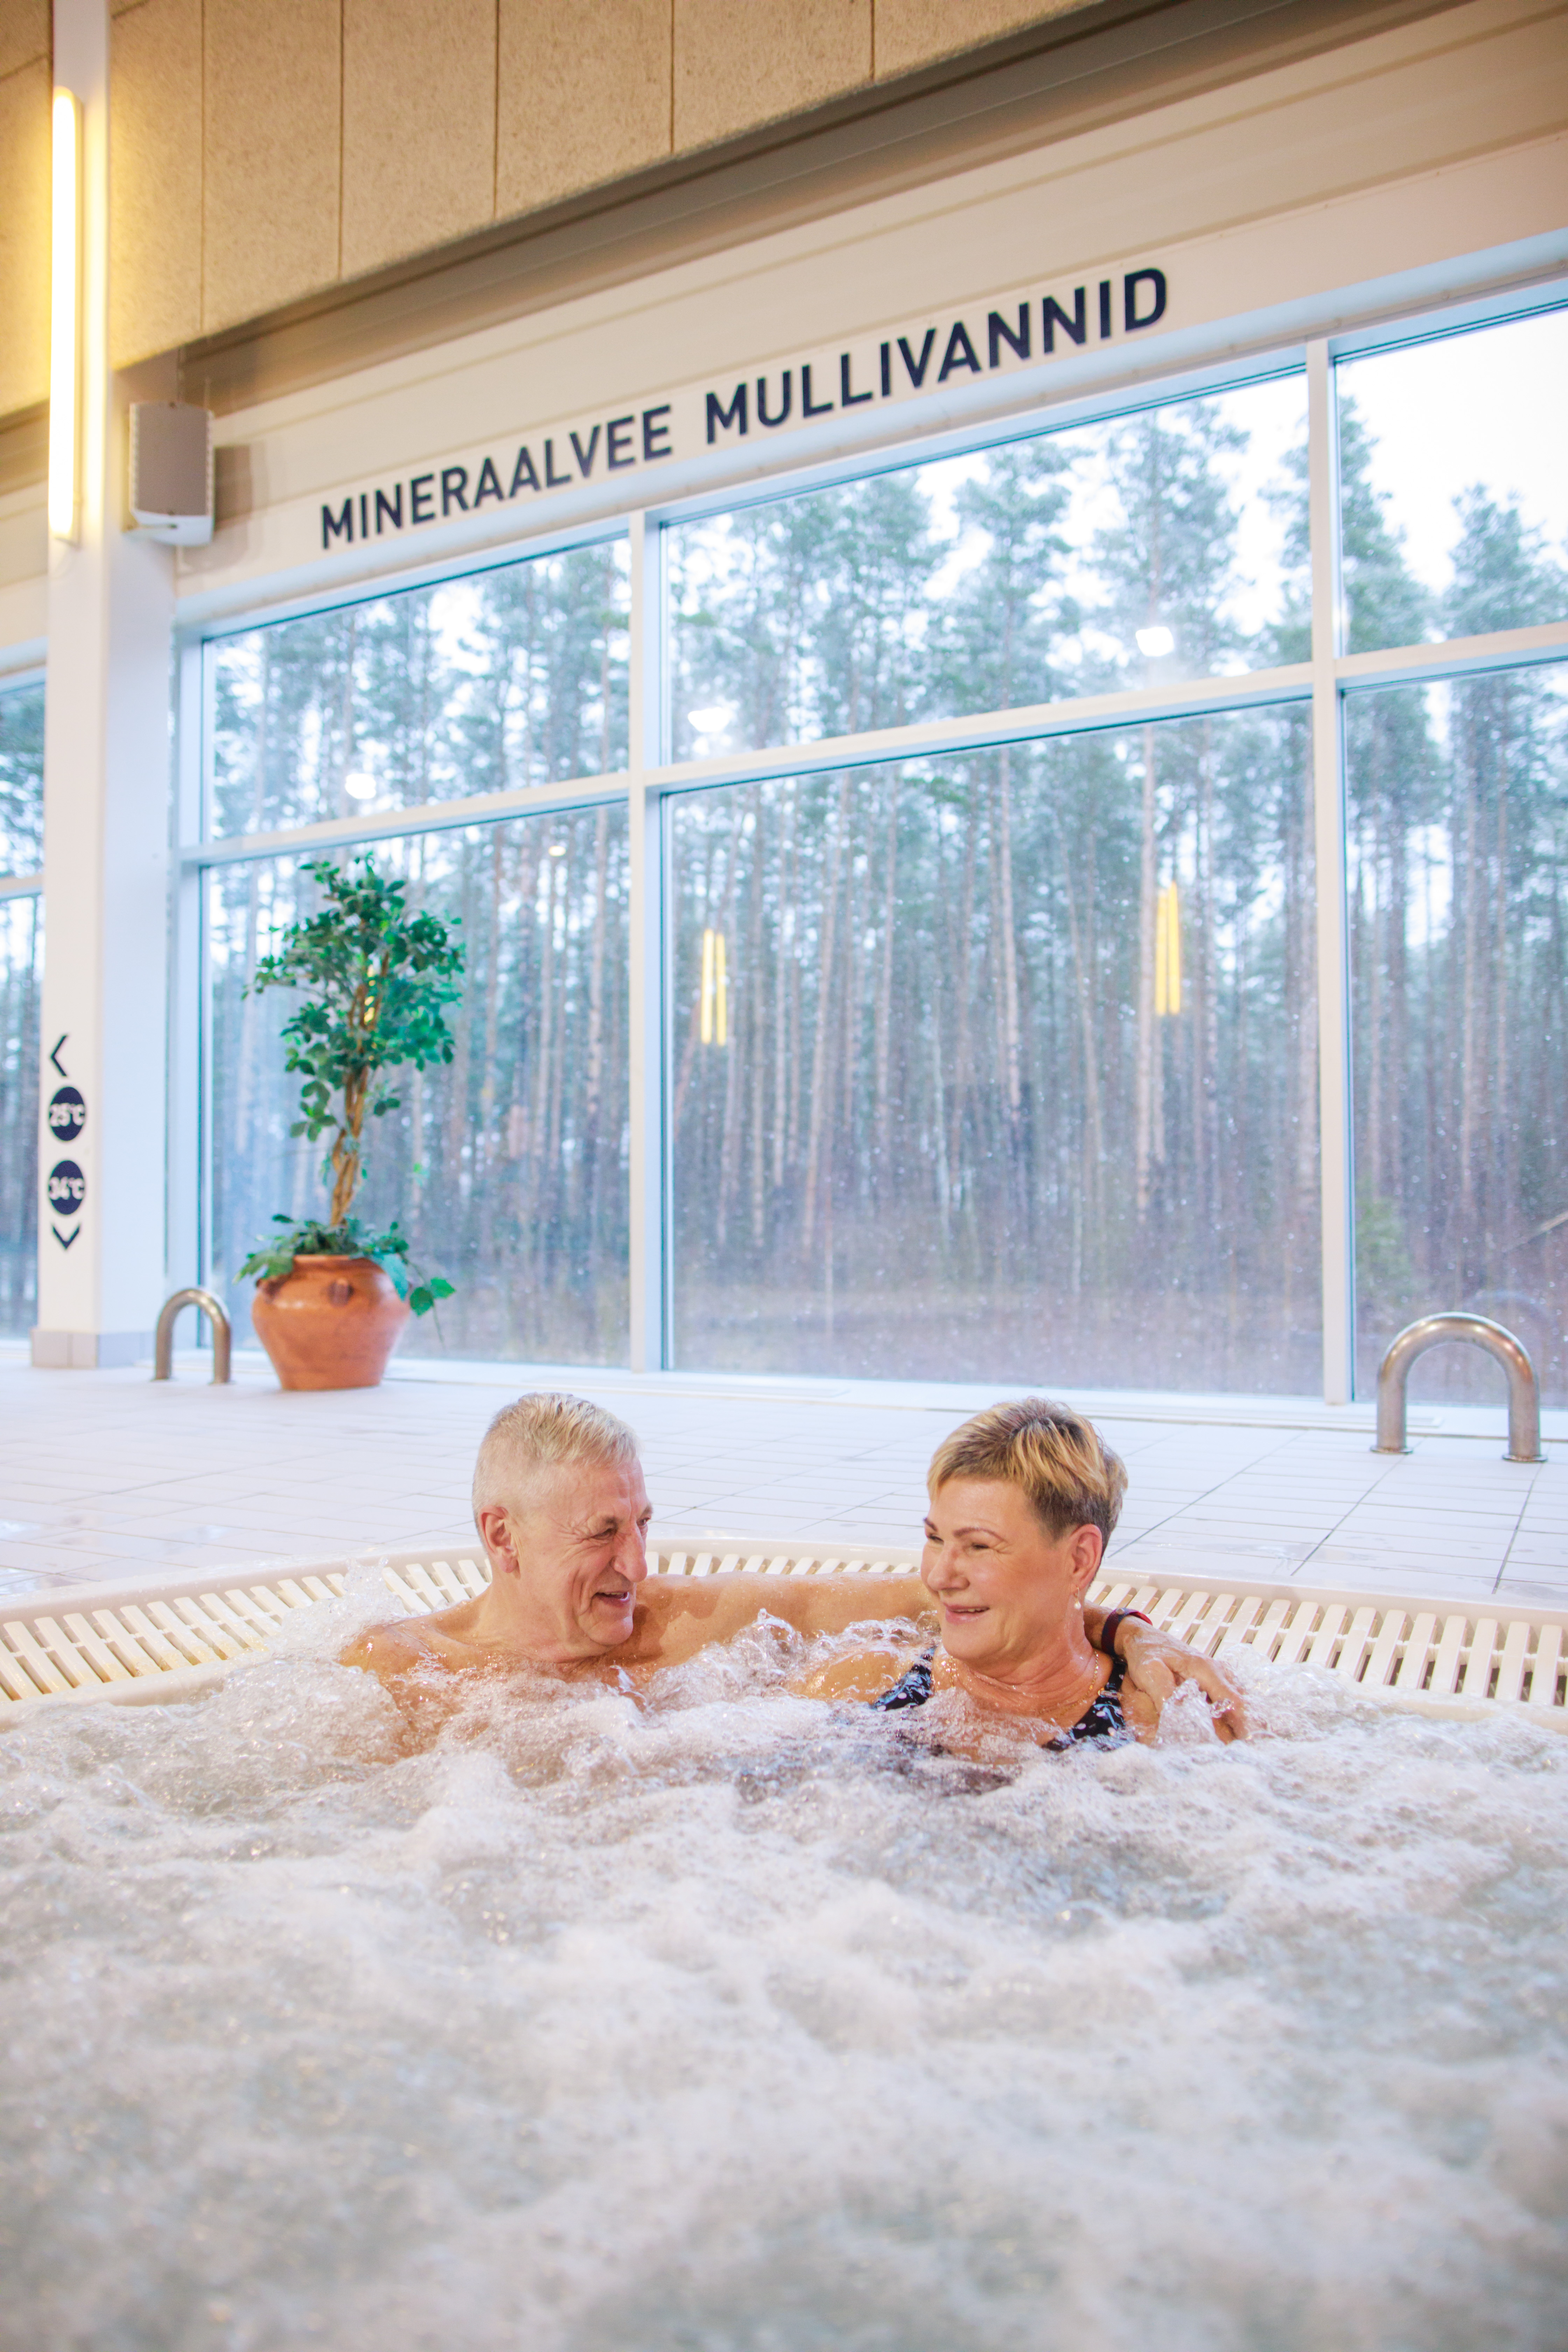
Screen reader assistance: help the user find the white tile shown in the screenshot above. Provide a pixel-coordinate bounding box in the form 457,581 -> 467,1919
0,1356 -> 1558,1610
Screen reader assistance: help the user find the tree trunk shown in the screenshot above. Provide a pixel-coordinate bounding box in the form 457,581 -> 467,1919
1051,804 -> 1106,1240
873,772 -> 900,1198
1458,699 -> 1482,1262
803,780 -> 849,1251
584,803 -> 610,1248
1134,726 -> 1158,1217
749,797 -> 769,1250
716,805 -> 747,1247
947,782 -> 978,1196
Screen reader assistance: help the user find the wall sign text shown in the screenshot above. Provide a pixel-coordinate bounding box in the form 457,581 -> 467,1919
319,266 -> 1169,553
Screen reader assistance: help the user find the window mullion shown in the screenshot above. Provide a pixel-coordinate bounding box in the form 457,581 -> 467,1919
168,639 -> 204,1298
626,508 -> 667,1372
1307,338 -> 1354,1407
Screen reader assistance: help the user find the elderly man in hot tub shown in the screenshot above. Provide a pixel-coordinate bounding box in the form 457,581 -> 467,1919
343,1392 -> 1244,1743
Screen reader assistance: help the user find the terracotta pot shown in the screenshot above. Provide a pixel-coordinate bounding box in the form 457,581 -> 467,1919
251,1255 -> 410,1392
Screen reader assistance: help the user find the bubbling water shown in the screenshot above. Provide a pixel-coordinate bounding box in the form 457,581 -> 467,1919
1,1587 -> 1566,2352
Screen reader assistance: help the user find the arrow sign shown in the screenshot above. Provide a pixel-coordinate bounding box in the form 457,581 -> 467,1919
49,1035 -> 68,1077
51,1224 -> 79,1251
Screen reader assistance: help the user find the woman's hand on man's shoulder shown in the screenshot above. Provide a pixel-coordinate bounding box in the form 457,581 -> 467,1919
1118,1619 -> 1248,1740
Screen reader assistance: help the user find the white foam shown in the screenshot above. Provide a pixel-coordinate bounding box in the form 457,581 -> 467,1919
1,1619 -> 1566,2351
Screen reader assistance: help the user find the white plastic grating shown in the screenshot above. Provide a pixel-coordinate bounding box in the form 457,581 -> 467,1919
0,1542 -> 1563,1726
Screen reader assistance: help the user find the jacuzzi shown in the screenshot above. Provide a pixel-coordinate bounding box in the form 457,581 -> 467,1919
2,1547 -> 1565,2350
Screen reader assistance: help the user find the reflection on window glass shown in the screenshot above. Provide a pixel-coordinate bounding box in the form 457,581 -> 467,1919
667,381 -> 1307,757
1337,307 -> 1568,651
670,707 -> 1319,1390
0,895 -> 41,1336
209,541 -> 629,837
1350,661 -> 1568,1406
0,684 -> 45,875
667,376 -> 1307,756
208,808 -> 629,1361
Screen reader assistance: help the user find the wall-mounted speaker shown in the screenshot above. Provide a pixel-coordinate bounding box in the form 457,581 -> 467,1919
129,402 -> 214,545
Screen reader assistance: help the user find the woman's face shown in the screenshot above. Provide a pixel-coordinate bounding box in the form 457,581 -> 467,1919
920,1476 -> 1102,1674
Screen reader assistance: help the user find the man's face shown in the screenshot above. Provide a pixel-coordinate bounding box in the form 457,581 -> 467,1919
482,1455 -> 652,1662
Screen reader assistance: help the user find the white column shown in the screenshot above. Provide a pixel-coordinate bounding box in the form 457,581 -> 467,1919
1307,338 -> 1354,1406
625,509 -> 666,1372
34,0 -> 175,1367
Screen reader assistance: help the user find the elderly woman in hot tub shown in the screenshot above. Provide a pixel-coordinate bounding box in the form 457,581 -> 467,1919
794,1396 -> 1177,1744
344,1392 -> 1242,1741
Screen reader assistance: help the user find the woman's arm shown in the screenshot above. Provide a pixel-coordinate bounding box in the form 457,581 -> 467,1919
1114,1619 -> 1247,1739
646,1569 -> 1245,1735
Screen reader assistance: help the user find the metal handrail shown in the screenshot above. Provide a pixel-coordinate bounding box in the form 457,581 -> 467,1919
152,1288 -> 232,1385
1373,1311 -> 1542,1462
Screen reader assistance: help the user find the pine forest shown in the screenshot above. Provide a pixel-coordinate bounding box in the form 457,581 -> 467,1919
15,354 -> 1560,1399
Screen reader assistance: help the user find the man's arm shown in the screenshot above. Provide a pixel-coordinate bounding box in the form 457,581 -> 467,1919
652,1569 -> 1174,1659
648,1570 -> 931,1655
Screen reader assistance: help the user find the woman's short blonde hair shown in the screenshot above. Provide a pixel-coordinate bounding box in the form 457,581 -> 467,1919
927,1397 -> 1127,1542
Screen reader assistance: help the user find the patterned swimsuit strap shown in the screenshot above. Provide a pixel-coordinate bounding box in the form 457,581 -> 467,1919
875,1646 -> 1125,1719
870,1645 -> 938,1711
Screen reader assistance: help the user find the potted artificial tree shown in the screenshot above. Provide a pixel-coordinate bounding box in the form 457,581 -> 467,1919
239,857 -> 464,1391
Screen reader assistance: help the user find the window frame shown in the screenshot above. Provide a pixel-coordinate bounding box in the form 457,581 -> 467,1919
167,277 -> 1568,1403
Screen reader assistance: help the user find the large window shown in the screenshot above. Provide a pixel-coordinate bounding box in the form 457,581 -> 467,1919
671,709 -> 1317,1389
1337,308 -> 1568,650
0,681 -> 42,1339
210,539 -> 628,836
183,289 -> 1568,1404
668,374 -> 1306,758
0,685 -> 45,876
200,542 -> 632,1359
1349,660 -> 1568,1404
207,807 -> 629,1362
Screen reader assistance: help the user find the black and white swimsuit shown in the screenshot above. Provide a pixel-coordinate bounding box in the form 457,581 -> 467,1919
871,1647 -> 1133,1748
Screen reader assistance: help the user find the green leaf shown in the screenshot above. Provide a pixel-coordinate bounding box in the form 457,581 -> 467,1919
243,852 -> 465,1226
371,1255 -> 410,1300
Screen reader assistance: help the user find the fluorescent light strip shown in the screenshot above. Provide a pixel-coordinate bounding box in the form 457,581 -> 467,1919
48,88 -> 80,543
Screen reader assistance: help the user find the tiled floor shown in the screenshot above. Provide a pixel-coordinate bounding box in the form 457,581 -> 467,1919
0,1348 -> 1562,1610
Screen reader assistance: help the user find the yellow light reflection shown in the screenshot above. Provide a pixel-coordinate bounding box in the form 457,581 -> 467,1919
48,88 -> 81,543
699,927 -> 728,1045
1155,880 -> 1182,1017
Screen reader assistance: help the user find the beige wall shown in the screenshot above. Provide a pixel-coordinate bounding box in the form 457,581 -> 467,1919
170,0 -> 1568,621
87,0 -> 1096,391
0,0 -> 51,416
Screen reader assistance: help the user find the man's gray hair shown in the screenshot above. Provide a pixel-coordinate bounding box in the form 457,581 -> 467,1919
471,1392 -> 639,1520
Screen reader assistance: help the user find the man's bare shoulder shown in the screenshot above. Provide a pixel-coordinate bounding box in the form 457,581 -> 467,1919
339,1602 -> 484,1681
339,1616 -> 436,1678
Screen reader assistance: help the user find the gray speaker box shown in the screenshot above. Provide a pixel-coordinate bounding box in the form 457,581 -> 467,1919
129,402 -> 214,545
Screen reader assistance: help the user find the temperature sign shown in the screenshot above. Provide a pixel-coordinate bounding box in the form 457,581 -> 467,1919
47,1160 -> 86,1214
47,1085 -> 86,1141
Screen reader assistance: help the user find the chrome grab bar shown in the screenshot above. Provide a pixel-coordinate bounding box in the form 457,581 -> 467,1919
1373,1311 -> 1542,1462
152,1288 -> 232,1385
